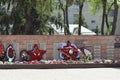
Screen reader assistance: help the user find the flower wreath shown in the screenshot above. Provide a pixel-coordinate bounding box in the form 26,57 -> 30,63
6,44 -> 16,62
28,44 -> 46,61
20,50 -> 31,61
0,42 -> 5,60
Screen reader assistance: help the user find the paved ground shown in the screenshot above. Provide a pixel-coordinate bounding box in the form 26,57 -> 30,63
0,68 -> 120,80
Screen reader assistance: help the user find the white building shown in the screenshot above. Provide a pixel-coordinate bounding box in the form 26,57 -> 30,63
68,2 -> 120,35
68,2 -> 103,31
51,24 -> 96,35
54,1 -> 116,34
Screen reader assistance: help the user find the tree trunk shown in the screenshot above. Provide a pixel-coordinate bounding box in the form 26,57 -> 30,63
111,0 -> 118,35
65,1 -> 70,35
24,15 -> 33,35
12,16 -> 21,35
105,14 -> 109,29
106,1 -> 114,29
101,0 -> 106,35
6,24 -> 9,35
78,0 -> 84,35
63,11 -> 67,35
59,0 -> 67,35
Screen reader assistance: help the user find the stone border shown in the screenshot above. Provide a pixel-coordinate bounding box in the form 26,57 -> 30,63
0,64 -> 120,69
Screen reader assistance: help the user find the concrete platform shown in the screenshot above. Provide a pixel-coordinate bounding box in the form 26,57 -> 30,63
0,68 -> 120,80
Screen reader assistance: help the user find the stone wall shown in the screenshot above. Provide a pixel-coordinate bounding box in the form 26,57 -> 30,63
0,35 -> 120,60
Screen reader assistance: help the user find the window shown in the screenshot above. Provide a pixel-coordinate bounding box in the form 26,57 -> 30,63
109,10 -> 114,17
73,14 -> 78,20
91,20 -> 95,23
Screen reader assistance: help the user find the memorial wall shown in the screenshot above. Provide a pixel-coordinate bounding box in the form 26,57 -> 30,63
0,35 -> 120,60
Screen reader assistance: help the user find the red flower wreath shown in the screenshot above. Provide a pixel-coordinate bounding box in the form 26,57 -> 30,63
6,44 -> 16,62
28,44 -> 46,61
0,42 -> 5,60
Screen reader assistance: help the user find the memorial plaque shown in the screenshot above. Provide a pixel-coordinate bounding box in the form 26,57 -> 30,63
40,43 -> 46,59
106,43 -> 114,59
114,43 -> 120,48
13,43 -> 20,60
27,42 -> 33,50
114,36 -> 120,48
53,43 -> 61,60
93,44 -> 101,59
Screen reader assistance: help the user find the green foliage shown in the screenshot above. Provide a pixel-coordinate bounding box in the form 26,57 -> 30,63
74,16 -> 89,28
89,0 -> 102,15
106,26 -> 112,35
1,0 -> 119,35
0,4 -> 11,34
0,0 -> 55,35
56,0 -> 74,35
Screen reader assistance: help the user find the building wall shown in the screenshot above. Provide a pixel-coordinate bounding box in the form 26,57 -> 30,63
68,2 -> 120,34
68,2 -> 103,31
54,1 -> 103,30
0,35 -> 120,60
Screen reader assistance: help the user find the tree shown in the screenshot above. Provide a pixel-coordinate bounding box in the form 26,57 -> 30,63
66,0 -> 74,35
75,0 -> 85,35
111,0 -> 119,35
36,0 -> 54,35
89,0 -> 119,35
58,0 -> 74,35
0,1 -> 11,35
101,0 -> 107,35
58,0 -> 67,34
0,0 -> 55,35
